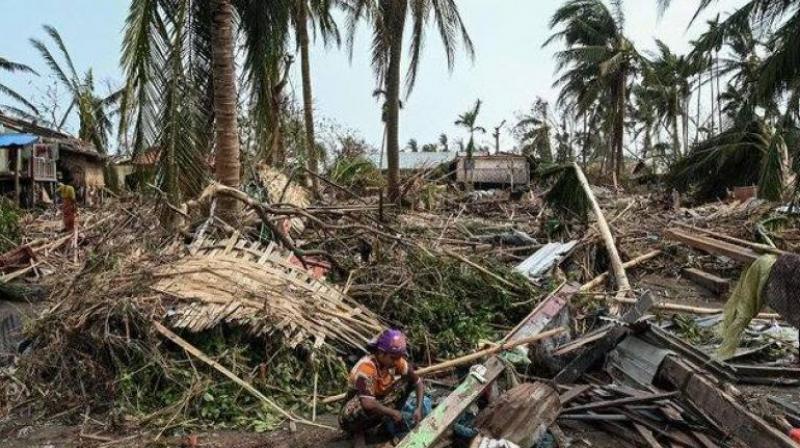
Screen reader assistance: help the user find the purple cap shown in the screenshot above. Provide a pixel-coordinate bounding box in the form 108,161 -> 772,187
371,329 -> 407,356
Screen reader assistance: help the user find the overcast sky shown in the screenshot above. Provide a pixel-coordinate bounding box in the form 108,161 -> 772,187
1,0 -> 746,153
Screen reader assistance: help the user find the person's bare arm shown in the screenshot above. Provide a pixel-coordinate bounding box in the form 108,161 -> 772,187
408,368 -> 425,423
360,396 -> 402,422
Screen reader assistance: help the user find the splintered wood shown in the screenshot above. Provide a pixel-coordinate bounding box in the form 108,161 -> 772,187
153,235 -> 382,352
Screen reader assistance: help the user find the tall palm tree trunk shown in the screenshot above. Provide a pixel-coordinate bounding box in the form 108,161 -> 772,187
211,0 -> 241,220
613,71 -> 626,186
296,1 -> 319,195
385,1 -> 407,202
695,75 -> 701,143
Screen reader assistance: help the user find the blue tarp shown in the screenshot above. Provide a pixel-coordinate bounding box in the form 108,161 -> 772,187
0,133 -> 39,148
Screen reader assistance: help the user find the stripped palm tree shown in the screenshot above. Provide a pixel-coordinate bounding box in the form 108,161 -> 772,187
0,57 -> 39,119
290,0 -> 342,194
546,0 -> 644,187
30,25 -> 120,153
345,0 -> 475,201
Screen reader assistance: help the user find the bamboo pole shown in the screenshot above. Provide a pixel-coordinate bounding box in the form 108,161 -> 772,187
152,321 -> 334,430
572,163 -> 631,308
580,250 -> 662,292
321,327 -> 566,405
585,296 -> 780,319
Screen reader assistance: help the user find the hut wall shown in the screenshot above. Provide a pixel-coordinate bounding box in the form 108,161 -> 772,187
456,156 -> 530,185
60,153 -> 105,188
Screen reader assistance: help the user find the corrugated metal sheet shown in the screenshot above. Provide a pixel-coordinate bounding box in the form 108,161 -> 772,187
0,133 -> 38,148
514,241 -> 578,281
456,156 -> 529,185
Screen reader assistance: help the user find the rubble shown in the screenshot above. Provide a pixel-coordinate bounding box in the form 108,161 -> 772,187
0,164 -> 799,448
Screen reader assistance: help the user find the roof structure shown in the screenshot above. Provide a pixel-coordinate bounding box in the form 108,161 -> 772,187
0,113 -> 104,160
0,133 -> 39,148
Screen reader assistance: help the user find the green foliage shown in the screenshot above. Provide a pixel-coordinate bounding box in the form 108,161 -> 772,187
365,250 -> 542,360
327,154 -> 383,190
0,199 -> 21,252
668,119 -> 788,201
541,164 -> 590,221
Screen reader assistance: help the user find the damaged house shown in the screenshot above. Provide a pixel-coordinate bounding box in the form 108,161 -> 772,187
0,113 -> 105,206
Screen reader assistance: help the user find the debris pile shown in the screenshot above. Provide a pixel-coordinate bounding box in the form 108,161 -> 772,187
1,164 -> 799,447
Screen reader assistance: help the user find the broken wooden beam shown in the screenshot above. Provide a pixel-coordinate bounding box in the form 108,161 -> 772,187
675,222 -> 788,256
554,292 -> 654,385
395,284 -> 579,448
683,268 -> 730,295
658,355 -> 797,448
561,391 -> 678,414
474,382 -> 561,448
665,228 -> 759,263
580,249 -> 662,292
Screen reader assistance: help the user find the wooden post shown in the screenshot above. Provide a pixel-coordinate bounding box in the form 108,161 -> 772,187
572,163 -> 631,305
13,148 -> 21,206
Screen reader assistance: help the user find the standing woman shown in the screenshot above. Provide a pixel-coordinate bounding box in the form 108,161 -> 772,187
56,182 -> 77,232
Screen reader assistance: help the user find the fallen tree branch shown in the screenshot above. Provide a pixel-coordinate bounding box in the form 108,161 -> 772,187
573,163 -> 631,307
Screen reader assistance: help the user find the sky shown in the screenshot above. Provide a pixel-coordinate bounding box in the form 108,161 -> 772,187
0,0 -> 747,154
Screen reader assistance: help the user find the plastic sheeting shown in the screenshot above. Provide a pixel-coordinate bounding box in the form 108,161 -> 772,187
717,254 -> 778,360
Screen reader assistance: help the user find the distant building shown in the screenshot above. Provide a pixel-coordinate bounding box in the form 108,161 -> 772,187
455,153 -> 530,188
367,151 -> 457,171
0,113 -> 105,206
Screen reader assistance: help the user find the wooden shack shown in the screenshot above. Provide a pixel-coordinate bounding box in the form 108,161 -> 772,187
456,154 -> 530,188
0,113 -> 105,206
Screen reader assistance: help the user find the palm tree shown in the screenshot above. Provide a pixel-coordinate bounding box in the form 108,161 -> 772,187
291,0 -> 341,194
30,25 -> 120,153
119,0 -> 293,218
546,0 -> 643,186
454,99 -> 486,158
407,138 -> 419,152
346,0 -> 474,200
0,57 -> 39,118
642,40 -> 694,159
515,98 -> 554,163
439,133 -> 449,152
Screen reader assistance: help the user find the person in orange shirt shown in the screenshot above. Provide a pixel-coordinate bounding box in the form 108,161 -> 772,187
340,329 -> 425,447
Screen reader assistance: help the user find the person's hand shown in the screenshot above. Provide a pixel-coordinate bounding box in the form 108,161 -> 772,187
390,409 -> 403,423
413,408 -> 423,424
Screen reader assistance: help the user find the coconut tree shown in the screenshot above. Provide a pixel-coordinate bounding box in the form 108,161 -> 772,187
439,133 -> 449,152
346,0 -> 474,200
454,99 -> 486,158
119,0 -> 293,218
641,40 -> 694,159
515,98 -> 554,163
546,0 -> 643,186
290,0 -> 341,194
0,57 -> 39,118
30,25 -> 120,153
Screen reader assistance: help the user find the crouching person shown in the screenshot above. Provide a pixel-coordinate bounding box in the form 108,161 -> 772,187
340,329 -> 425,447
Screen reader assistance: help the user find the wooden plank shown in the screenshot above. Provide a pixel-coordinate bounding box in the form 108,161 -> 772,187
558,384 -> 592,406
562,391 -> 678,413
682,268 -> 730,295
658,356 -> 796,448
474,382 -> 561,447
633,423 -> 663,448
665,228 -> 758,263
554,292 -> 654,384
395,284 -> 578,448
